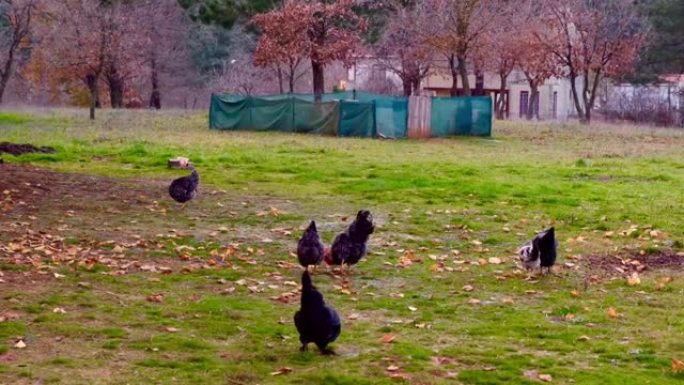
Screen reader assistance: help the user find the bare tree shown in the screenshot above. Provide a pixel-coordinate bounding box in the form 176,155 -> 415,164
214,53 -> 278,96
538,0 -> 645,123
134,0 -> 193,109
0,0 -> 38,104
374,1 -> 432,96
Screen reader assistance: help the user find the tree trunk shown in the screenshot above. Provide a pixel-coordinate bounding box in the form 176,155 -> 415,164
311,59 -> 324,102
457,53 -> 470,96
568,70 -> 586,124
86,73 -> 98,120
411,77 -> 420,95
277,66 -> 285,94
496,73 -> 508,120
0,44 -> 15,105
526,84 -> 539,120
402,77 -> 412,97
106,66 -> 125,109
449,55 -> 459,97
149,58 -> 161,109
287,65 -> 295,94
474,71 -> 484,97
584,69 -> 603,124
0,71 -> 10,105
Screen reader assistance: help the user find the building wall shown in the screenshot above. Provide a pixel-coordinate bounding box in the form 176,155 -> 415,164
345,58 -> 596,121
423,70 -> 577,121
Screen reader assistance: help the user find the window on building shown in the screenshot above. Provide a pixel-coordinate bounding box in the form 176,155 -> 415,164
370,65 -> 385,80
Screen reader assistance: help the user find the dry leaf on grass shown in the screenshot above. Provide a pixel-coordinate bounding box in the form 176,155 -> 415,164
380,334 -> 396,344
672,359 -> 683,373
270,367 -> 292,376
488,257 -> 502,265
13,340 -> 26,349
147,293 -> 164,303
463,285 -> 474,292
607,307 -> 620,319
627,272 -> 641,286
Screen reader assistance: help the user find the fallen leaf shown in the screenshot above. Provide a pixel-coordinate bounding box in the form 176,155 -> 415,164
270,367 -> 292,376
607,307 -> 620,319
165,327 -> 179,333
380,334 -> 396,344
462,285 -> 474,292
147,293 -> 164,303
468,298 -> 481,305
564,313 -> 575,321
14,340 -> 26,349
52,307 -> 67,314
578,335 -> 591,341
539,374 -> 553,382
488,257 -> 502,265
408,306 -> 418,312
570,290 -> 581,298
386,365 -> 400,372
672,359 -> 684,373
627,272 -> 641,286
348,313 -> 360,320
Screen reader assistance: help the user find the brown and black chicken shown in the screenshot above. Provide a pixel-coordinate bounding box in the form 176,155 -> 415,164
325,210 -> 375,273
294,270 -> 341,355
169,161 -> 199,208
297,221 -> 325,272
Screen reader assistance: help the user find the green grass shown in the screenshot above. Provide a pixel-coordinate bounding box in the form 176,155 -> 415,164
0,108 -> 683,384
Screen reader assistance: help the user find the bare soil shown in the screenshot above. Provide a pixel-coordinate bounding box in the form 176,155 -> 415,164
585,251 -> 684,276
0,142 -> 55,156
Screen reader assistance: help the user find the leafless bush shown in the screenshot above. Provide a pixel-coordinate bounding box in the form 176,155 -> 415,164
600,86 -> 683,127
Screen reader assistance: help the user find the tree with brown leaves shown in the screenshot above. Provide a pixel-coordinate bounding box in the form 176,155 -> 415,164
251,0 -> 309,94
252,0 -> 366,101
422,0 -> 496,96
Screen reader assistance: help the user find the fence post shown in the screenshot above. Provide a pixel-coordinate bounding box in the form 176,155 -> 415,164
408,95 -> 431,138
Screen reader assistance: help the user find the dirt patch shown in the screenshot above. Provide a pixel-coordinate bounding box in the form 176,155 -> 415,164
585,251 -> 684,276
0,142 -> 55,155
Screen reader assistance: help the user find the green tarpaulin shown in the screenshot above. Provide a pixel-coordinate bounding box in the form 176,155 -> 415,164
209,92 -> 491,138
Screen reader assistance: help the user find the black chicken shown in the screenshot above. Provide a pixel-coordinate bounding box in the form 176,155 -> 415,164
326,210 -> 374,273
518,227 -> 558,274
294,270 -> 341,354
297,221 -> 325,271
169,162 -> 199,207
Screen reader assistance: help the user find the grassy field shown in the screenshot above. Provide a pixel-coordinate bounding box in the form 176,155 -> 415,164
0,109 -> 683,384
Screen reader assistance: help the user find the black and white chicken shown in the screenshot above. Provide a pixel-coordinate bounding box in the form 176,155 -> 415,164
297,221 -> 325,272
518,227 -> 558,275
325,210 -> 374,273
169,161 -> 199,208
294,270 -> 341,355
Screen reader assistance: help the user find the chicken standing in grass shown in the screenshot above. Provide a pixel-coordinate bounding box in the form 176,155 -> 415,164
297,221 -> 325,272
326,210 -> 375,273
518,227 -> 558,275
294,270 -> 341,354
169,161 -> 199,208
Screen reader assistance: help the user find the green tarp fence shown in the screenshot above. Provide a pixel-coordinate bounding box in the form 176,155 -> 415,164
430,96 -> 492,137
209,92 -> 491,138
